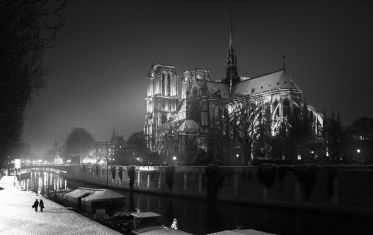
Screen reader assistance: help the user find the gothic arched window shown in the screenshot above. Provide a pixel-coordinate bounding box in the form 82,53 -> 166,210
273,100 -> 279,119
161,74 -> 166,95
283,99 -> 290,117
161,114 -> 167,124
167,74 -> 171,96
191,85 -> 199,98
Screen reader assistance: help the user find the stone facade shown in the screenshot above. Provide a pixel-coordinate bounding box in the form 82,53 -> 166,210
144,13 -> 323,164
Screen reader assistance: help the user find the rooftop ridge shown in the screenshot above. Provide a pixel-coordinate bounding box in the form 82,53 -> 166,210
206,80 -> 226,84
153,64 -> 175,69
242,68 -> 284,82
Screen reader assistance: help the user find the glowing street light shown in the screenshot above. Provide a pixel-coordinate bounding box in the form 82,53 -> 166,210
357,149 -> 361,154
236,154 -> 239,158
172,156 -> 177,161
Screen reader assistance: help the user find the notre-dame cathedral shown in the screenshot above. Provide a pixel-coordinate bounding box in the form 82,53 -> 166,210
144,12 -> 323,164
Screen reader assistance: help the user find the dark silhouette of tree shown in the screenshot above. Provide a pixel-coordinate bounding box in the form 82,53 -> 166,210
344,117 -> 373,162
272,102 -> 314,161
127,131 -> 146,150
253,105 -> 272,159
214,107 -> 233,165
228,96 -> 268,165
127,165 -> 136,190
63,128 -> 95,162
0,0 -> 65,165
345,117 -> 373,141
44,141 -> 61,162
322,110 -> 345,161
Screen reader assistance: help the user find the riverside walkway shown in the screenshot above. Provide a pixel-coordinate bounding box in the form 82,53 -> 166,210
0,175 -> 121,235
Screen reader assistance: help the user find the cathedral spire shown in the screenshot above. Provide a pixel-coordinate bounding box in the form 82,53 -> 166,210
225,8 -> 239,90
228,9 -> 234,56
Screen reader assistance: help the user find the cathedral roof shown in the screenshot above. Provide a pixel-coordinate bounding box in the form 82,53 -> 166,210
177,119 -> 200,133
232,69 -> 301,96
193,80 -> 230,99
206,81 -> 230,99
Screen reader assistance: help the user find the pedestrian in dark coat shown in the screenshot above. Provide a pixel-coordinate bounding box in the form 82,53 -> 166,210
39,199 -> 44,212
33,199 -> 39,212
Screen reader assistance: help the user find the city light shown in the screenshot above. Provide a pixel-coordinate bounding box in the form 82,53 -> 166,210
14,159 -> 21,169
236,154 -> 239,158
172,156 -> 177,161
357,149 -> 361,154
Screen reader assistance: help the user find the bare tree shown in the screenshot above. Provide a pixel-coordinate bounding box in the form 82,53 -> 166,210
63,128 -> 95,163
227,96 -> 269,165
0,0 -> 65,165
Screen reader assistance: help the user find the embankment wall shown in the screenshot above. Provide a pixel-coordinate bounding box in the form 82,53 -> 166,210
64,165 -> 373,215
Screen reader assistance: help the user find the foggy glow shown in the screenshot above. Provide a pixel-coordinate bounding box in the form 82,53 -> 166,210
14,159 -> 21,169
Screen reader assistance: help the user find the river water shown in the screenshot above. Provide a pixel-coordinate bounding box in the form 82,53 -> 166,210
20,170 -> 372,235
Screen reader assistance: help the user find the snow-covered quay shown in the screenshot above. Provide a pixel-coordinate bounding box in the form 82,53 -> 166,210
0,175 -> 121,235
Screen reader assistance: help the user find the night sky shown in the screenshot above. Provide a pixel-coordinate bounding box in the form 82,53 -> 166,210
23,0 -> 373,157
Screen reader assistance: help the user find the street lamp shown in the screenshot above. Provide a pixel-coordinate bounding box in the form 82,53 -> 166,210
357,149 -> 361,154
236,154 -> 239,158
172,156 -> 177,161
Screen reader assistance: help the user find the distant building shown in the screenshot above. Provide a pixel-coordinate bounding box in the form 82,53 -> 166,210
93,128 -> 125,164
144,12 -> 323,164
110,128 -> 125,157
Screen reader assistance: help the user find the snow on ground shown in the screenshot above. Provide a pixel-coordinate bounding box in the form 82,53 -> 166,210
0,175 -> 121,235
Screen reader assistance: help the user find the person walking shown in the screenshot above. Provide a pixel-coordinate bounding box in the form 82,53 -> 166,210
33,199 -> 39,212
39,199 -> 44,212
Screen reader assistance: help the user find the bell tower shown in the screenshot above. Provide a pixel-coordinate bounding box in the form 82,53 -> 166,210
144,64 -> 179,151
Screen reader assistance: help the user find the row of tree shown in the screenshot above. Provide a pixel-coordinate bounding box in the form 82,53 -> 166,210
212,96 -> 317,165
163,95 -> 373,166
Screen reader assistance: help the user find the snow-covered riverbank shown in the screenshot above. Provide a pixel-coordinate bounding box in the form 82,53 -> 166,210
0,175 -> 121,235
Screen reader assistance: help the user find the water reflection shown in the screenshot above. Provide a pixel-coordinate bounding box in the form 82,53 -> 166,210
20,170 -> 373,235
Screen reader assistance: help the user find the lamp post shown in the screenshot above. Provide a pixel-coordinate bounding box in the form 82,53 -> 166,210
172,156 -> 177,166
106,142 -> 109,189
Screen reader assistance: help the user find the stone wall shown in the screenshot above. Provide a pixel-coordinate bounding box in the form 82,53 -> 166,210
65,164 -> 373,215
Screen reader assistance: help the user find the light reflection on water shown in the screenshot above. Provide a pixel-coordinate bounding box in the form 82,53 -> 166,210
20,170 -> 373,235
